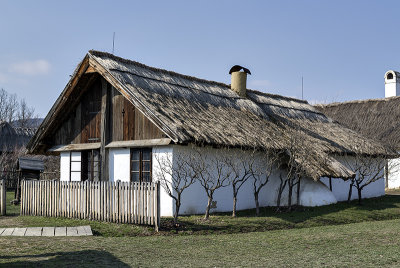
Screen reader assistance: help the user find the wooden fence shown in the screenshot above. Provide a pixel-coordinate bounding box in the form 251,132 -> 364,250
0,180 -> 5,216
20,180 -> 161,231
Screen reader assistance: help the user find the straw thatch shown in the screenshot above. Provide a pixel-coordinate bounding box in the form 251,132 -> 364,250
28,51 -> 395,180
316,96 -> 400,150
0,121 -> 35,153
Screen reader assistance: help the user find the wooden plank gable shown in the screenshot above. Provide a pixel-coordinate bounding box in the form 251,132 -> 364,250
51,77 -> 166,147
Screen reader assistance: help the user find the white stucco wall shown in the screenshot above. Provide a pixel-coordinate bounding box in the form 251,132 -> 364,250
320,155 -> 385,201
109,148 -> 130,182
153,145 -> 338,217
152,147 -> 174,217
60,152 -> 70,181
58,146 -> 386,216
387,158 -> 400,189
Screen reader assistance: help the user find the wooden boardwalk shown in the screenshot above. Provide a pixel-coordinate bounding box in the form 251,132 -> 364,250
0,226 -> 92,237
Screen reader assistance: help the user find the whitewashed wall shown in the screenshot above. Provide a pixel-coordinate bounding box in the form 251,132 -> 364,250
109,148 -> 130,182
320,155 -> 385,201
152,145 -> 337,217
387,158 -> 400,189
153,147 -> 174,217
59,146 -> 386,216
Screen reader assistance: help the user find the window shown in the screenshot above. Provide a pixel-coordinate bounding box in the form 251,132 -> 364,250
130,148 -> 152,182
70,151 -> 81,181
387,73 -> 394,80
82,150 -> 101,181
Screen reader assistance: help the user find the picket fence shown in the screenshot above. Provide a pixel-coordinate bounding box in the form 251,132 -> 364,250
0,180 -> 5,215
20,180 -> 160,231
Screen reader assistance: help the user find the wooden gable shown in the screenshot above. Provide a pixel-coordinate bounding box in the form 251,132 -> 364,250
52,76 -> 166,147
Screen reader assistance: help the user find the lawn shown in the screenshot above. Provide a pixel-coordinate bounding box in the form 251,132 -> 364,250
2,191 -> 400,266
1,218 -> 400,267
3,191 -> 400,236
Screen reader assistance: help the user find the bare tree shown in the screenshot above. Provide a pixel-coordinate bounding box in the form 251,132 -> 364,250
249,150 -> 279,216
275,125 -> 315,211
0,88 -> 36,125
276,172 -> 288,210
16,99 -> 36,128
193,147 -> 232,220
6,93 -> 19,124
225,150 -> 253,217
343,154 -> 387,204
154,148 -> 197,224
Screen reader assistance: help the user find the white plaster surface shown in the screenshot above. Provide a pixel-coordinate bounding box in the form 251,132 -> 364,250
387,158 -> 400,189
155,145 -> 341,217
60,152 -> 70,182
153,146 -> 174,217
109,148 -> 130,182
320,155 -> 385,201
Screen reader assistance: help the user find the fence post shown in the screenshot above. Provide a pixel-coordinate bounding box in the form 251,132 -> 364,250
155,181 -> 160,232
0,179 -> 6,216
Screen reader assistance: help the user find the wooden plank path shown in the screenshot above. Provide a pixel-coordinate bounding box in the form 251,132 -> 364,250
0,226 -> 92,237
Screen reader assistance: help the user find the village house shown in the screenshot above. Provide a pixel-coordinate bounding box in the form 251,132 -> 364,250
0,121 -> 44,187
317,70 -> 400,189
27,51 -> 392,216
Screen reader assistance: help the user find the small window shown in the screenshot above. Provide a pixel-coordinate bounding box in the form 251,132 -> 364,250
70,151 -> 81,181
387,73 -> 394,80
130,148 -> 152,182
82,150 -> 101,181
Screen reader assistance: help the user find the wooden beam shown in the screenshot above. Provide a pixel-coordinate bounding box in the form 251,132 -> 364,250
105,138 -> 172,148
85,66 -> 96,74
100,78 -> 110,181
48,143 -> 101,152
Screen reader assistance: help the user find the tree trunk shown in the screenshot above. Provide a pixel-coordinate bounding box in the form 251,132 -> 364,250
276,189 -> 282,210
357,188 -> 362,205
173,200 -> 181,224
276,179 -> 286,210
16,177 -> 21,202
347,182 -> 353,203
232,194 -> 237,217
288,182 -> 293,211
204,194 -> 213,220
296,177 -> 301,206
254,191 -> 260,216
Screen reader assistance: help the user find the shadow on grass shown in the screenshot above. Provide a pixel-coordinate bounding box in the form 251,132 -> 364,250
163,195 -> 400,234
0,250 -> 129,267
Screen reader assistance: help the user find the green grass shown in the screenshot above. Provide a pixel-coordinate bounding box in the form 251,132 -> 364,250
5,190 -> 20,216
1,219 -> 400,267
3,191 -> 400,236
3,190 -> 400,266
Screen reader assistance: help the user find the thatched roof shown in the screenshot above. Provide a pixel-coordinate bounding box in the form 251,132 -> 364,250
0,121 -> 35,152
28,51 -> 394,180
316,96 -> 400,150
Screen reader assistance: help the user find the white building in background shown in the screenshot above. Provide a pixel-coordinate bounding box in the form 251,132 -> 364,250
318,70 -> 400,190
28,51 -> 390,216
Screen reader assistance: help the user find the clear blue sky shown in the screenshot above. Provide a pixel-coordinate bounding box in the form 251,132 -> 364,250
1,0 -> 399,117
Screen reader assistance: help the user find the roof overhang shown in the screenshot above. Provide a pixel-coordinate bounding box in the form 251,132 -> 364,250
105,138 -> 171,148
49,143 -> 101,152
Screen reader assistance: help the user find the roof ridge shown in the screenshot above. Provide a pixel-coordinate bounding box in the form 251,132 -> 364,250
316,95 -> 400,107
89,50 -> 231,89
247,89 -> 309,104
89,50 -> 310,105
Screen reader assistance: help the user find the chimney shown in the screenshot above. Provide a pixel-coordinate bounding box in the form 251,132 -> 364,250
229,65 -> 251,97
385,70 -> 400,97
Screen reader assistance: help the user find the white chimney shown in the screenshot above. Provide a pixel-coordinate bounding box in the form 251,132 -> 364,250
385,70 -> 400,97
229,65 -> 251,98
